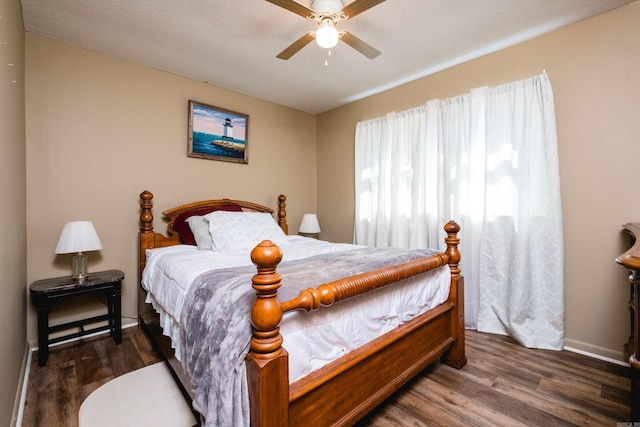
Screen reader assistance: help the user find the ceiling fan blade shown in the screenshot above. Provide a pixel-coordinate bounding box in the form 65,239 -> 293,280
265,0 -> 315,19
340,0 -> 386,19
340,31 -> 381,59
276,32 -> 316,60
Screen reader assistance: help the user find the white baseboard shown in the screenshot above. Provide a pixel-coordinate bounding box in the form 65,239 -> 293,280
564,338 -> 629,367
12,341 -> 31,427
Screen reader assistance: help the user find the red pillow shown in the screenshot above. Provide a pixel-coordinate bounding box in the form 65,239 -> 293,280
173,205 -> 242,245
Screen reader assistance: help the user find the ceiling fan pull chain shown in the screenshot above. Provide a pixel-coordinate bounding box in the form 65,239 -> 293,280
325,48 -> 334,66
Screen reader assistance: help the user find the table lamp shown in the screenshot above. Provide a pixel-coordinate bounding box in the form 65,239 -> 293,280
55,221 -> 103,283
299,213 -> 321,239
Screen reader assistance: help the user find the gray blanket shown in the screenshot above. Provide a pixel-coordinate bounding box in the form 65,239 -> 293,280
179,246 -> 439,426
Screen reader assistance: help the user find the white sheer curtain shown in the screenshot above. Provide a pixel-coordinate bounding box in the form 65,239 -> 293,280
354,73 -> 564,350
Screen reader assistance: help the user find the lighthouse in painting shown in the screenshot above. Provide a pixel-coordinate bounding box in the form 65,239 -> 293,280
222,118 -> 233,140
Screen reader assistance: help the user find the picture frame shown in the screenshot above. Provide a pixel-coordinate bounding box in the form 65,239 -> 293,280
187,100 -> 249,164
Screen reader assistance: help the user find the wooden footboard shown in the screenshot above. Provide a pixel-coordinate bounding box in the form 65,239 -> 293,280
246,223 -> 465,427
138,191 -> 465,427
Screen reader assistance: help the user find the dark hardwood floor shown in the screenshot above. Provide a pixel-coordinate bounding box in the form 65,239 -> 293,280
360,332 -> 631,426
22,326 -> 162,427
22,327 -> 630,426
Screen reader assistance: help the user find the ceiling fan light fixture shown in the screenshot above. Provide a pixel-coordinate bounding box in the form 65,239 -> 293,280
316,18 -> 339,49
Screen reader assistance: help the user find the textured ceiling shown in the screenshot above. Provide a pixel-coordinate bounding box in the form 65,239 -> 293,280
20,0 -> 633,114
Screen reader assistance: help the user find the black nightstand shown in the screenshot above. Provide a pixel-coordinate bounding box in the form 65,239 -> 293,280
30,269 -> 124,366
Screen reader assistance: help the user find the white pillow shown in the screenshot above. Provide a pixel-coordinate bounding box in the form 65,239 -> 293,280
186,216 -> 214,250
204,211 -> 287,252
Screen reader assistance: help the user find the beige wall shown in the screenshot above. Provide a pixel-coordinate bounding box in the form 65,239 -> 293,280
25,35 -> 317,343
1,0 -> 27,424
317,3 -> 640,361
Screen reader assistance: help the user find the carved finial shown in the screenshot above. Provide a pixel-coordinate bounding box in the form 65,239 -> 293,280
251,240 -> 283,274
140,191 -> 154,233
277,194 -> 288,235
444,221 -> 461,275
444,220 -> 460,235
250,241 -> 284,357
140,190 -> 153,203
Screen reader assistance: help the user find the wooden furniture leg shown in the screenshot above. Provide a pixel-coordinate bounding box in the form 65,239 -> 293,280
616,222 -> 640,421
630,269 -> 640,420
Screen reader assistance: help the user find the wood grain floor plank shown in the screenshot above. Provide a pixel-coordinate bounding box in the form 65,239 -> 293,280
103,332 -> 149,377
362,331 -> 630,426
76,339 -> 113,386
467,334 -> 628,400
436,372 -> 576,426
359,402 -> 431,427
392,385 -> 479,427
468,334 -> 626,391
490,375 -> 613,426
603,381 -> 631,406
538,376 -> 629,421
411,376 -> 532,427
128,324 -> 163,365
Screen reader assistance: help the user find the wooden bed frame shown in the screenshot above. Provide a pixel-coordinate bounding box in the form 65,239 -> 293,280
138,190 -> 466,426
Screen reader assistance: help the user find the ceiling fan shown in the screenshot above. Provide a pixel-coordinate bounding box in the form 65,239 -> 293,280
266,0 -> 386,60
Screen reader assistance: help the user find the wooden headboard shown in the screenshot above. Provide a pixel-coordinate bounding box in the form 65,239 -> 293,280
138,190 -> 288,276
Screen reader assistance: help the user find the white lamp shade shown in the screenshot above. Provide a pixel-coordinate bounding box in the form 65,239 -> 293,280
55,221 -> 103,254
299,214 -> 321,234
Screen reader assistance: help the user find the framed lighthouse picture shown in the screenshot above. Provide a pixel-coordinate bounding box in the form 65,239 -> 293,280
187,100 -> 249,164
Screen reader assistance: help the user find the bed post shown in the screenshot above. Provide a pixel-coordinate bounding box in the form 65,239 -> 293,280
139,191 -> 155,277
246,241 -> 289,427
277,194 -> 288,235
442,220 -> 467,368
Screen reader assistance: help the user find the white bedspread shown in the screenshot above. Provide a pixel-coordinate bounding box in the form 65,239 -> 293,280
141,235 -> 451,383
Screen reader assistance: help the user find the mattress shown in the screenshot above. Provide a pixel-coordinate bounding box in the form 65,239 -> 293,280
141,235 -> 451,382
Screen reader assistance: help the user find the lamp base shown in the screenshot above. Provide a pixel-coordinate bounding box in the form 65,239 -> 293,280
71,252 -> 89,283
72,274 -> 88,284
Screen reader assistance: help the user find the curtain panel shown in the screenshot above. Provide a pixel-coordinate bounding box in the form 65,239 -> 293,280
354,73 -> 564,350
